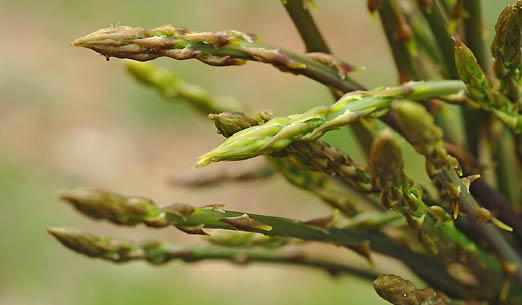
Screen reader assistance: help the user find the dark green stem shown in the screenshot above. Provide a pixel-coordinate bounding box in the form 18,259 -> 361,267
375,0 -> 425,82
59,188 -> 468,297
462,0 -> 489,73
417,0 -> 459,78
49,227 -> 379,280
282,0 -> 330,53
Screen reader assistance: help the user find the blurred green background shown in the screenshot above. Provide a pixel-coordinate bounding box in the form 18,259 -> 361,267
0,1 -> 514,304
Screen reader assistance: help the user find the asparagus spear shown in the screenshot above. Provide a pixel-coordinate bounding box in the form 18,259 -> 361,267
73,25 -> 362,92
197,80 -> 465,166
48,227 -> 379,280
55,187 -> 468,297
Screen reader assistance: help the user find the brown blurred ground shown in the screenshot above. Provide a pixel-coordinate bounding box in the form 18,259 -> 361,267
0,1 -> 513,304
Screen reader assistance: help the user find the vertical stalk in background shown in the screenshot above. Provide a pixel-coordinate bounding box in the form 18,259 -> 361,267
417,0 -> 458,78
462,0 -> 489,73
461,0 -> 492,161
371,0 -> 463,147
370,0 -> 427,82
282,0 -> 331,53
282,0 -> 375,156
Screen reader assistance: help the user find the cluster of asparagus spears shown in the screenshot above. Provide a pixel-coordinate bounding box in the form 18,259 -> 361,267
50,0 -> 522,304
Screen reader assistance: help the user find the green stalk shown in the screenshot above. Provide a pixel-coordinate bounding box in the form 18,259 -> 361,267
197,80 -> 466,166
126,61 -> 246,113
491,1 -> 522,105
417,0 -> 483,158
127,63 -> 369,214
373,0 -> 464,147
391,101 -> 522,286
462,0 -> 489,73
416,0 -> 458,78
57,188 -> 469,297
210,111 -> 369,216
372,0 -> 426,82
282,0 -> 331,53
281,141 -> 374,193
73,25 -> 362,92
455,40 -> 522,133
368,130 -> 501,291
461,0 -> 494,176
488,123 -> 521,204
210,111 -> 382,212
48,227 -> 379,280
282,0 -> 375,156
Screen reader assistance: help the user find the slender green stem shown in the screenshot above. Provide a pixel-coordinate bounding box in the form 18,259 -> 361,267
197,80 -> 466,166
488,123 -> 521,204
282,0 -> 375,157
58,188 -> 468,297
461,0 -> 490,160
73,25 -> 362,92
126,61 -> 246,113
282,0 -> 331,53
48,227 -> 379,280
210,111 -> 369,216
462,0 -> 489,73
369,131 -> 501,292
376,0 -> 465,147
443,169 -> 522,285
391,101 -> 522,287
373,0 -> 426,82
417,0 -> 458,78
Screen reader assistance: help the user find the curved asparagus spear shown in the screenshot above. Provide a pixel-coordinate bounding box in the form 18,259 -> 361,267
73,25 -> 361,92
48,227 -> 378,280
56,187 -> 468,297
126,61 -> 245,113
197,80 -> 465,166
211,111 -> 382,212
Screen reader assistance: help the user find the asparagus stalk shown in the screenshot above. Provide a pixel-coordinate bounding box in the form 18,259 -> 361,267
368,130 -> 501,289
416,0 -> 458,79
281,0 -> 331,53
210,111 -> 370,215
491,1 -> 522,175
372,0 -> 464,148
57,188 -> 468,297
48,227 -> 379,280
369,0 -> 428,82
390,101 -> 522,286
197,80 -> 465,166
73,25 -> 362,92
282,0 -> 375,156
205,231 -> 289,249
281,141 -> 374,193
127,62 -> 366,211
455,40 -> 522,135
126,61 -> 245,113
462,0 -> 489,73
491,1 -> 522,105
